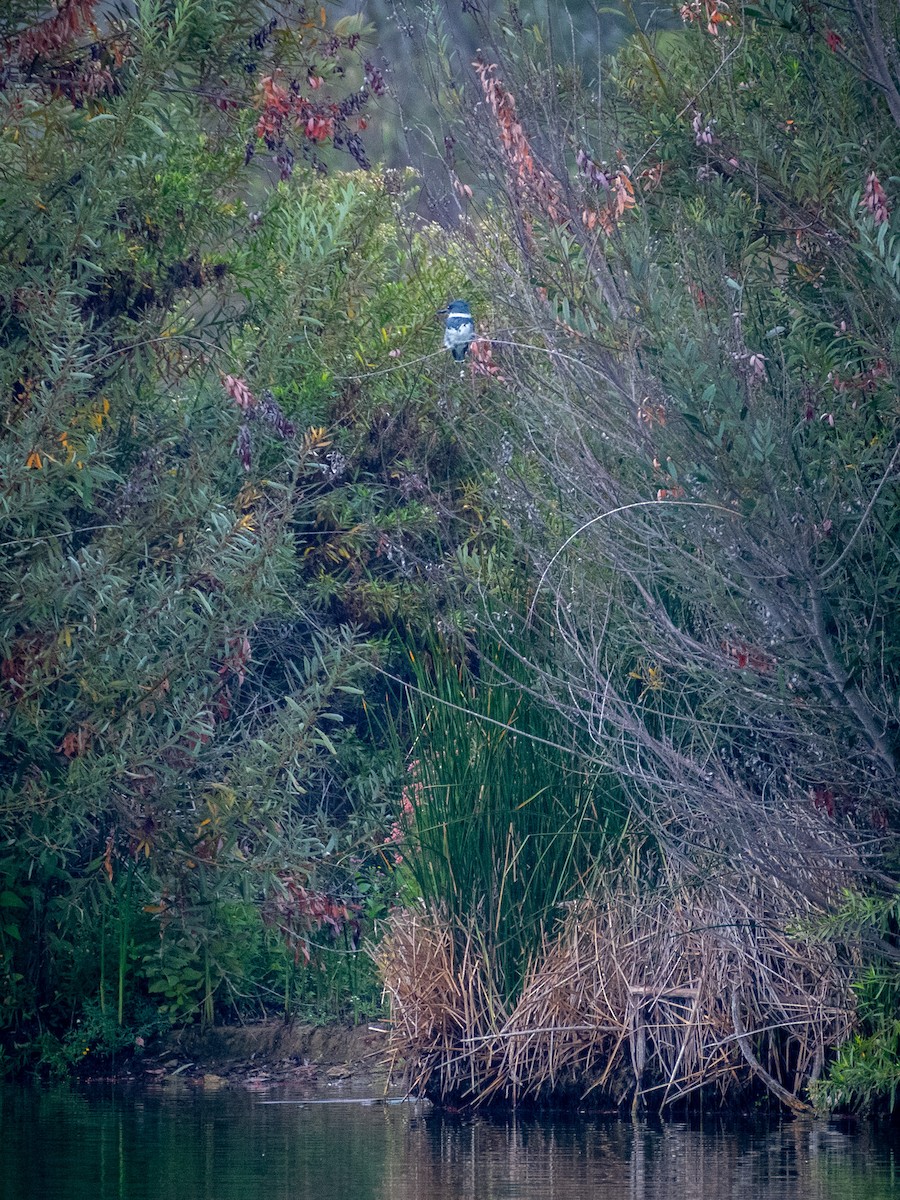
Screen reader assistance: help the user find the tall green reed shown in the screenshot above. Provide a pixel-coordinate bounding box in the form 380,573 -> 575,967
397,645 -> 626,1007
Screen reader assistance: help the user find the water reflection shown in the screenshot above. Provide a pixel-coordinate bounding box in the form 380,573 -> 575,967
0,1084 -> 896,1200
383,1114 -> 898,1200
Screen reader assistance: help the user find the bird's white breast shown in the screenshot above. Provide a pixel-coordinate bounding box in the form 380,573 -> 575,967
444,320 -> 475,348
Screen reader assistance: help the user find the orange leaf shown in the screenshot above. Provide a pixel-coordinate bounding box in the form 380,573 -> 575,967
103,834 -> 115,882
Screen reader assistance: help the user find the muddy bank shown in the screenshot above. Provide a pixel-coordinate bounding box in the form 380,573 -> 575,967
81,1021 -> 393,1091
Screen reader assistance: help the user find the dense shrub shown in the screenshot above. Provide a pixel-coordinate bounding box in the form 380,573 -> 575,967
0,0 -> 488,1067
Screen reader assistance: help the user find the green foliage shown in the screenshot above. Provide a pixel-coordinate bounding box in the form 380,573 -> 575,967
396,643 -> 627,1006
812,892 -> 900,1112
42,996 -> 166,1078
0,0 -> 480,1071
235,170 -> 490,631
817,1016 -> 900,1115
6,0 -> 894,1110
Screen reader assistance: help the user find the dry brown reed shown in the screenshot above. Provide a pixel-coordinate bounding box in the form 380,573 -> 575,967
377,880 -> 856,1112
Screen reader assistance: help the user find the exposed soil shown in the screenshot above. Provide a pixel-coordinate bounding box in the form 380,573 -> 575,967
80,1020 -> 394,1093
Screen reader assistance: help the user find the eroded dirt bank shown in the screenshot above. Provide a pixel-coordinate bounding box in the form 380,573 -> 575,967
81,1021 -> 392,1092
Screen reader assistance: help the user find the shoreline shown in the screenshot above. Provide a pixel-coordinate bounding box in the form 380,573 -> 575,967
73,1019 -> 393,1092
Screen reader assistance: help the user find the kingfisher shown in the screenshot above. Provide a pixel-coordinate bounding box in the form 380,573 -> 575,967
440,299 -> 475,361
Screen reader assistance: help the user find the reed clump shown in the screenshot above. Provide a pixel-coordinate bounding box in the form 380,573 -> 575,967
379,651 -> 855,1111
378,876 -> 856,1111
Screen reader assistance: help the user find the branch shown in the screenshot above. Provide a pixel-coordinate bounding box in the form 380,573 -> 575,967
819,439 -> 900,579
809,584 -> 897,777
849,0 -> 900,129
730,990 -> 814,1114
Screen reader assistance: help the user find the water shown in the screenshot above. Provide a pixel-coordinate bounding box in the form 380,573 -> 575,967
1,1082 -> 897,1200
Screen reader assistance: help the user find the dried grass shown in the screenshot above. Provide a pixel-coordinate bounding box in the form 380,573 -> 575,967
377,879 -> 855,1111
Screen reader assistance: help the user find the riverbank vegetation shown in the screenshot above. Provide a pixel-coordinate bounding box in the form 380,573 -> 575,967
2,0 -> 898,1113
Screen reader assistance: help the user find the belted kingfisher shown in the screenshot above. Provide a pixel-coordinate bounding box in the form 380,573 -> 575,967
440,299 -> 475,361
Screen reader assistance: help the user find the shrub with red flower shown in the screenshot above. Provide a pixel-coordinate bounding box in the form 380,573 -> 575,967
861,171 -> 890,225
679,0 -> 734,36
384,760 -> 422,865
475,59 -> 567,225
263,874 -> 361,963
2,0 -> 129,108
468,336 -> 506,381
246,14 -> 379,177
5,0 -> 98,64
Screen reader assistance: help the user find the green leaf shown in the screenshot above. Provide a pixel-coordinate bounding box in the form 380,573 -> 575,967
136,114 -> 167,139
314,729 -> 337,754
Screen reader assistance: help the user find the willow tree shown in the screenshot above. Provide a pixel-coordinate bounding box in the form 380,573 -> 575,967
0,0 -> 427,1059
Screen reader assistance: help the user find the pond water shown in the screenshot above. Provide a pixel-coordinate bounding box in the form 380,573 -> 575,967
1,1082 -> 897,1200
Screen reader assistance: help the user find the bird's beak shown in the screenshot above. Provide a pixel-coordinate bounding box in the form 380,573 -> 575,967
436,308 -> 448,316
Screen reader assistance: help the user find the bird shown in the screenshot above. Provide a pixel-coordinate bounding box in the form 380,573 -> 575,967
440,299 -> 475,361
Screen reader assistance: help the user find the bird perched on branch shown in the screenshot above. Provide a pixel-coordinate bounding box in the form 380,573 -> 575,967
439,299 -> 475,361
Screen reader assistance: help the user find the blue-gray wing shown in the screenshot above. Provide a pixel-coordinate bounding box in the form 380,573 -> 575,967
446,315 -> 474,332
443,316 -> 475,358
